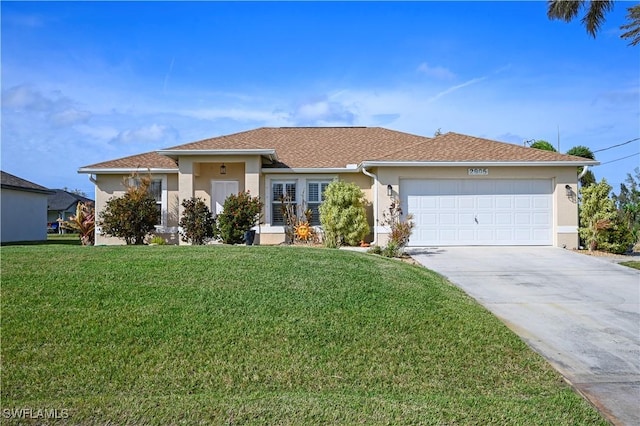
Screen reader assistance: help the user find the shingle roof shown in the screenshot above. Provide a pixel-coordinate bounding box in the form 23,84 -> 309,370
48,189 -> 93,211
81,127 -> 595,170
80,151 -> 178,170
1,171 -> 53,194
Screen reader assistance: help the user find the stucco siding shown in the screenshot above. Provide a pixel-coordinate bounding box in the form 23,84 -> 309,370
1,189 -> 49,243
94,173 -> 179,245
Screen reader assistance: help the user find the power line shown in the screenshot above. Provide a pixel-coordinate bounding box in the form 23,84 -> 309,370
598,152 -> 640,165
593,137 -> 640,153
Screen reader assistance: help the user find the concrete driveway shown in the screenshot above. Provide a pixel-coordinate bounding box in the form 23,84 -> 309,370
407,246 -> 640,426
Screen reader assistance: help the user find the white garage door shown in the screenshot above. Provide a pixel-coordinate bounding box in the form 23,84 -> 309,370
401,179 -> 552,246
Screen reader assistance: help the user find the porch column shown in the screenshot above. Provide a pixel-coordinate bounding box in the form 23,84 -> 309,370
244,157 -> 260,197
178,157 -> 194,245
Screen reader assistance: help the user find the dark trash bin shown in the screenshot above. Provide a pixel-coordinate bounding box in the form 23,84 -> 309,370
244,230 -> 256,246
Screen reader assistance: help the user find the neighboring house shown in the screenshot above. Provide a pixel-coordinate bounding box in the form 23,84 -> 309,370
79,127 -> 598,247
1,171 -> 54,243
47,189 -> 94,233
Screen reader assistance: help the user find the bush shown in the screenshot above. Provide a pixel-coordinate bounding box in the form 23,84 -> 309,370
214,191 -> 263,245
149,235 -> 166,245
381,198 -> 414,256
99,173 -> 160,245
579,179 -> 634,253
179,197 -> 215,245
62,202 -> 95,246
319,181 -> 370,248
367,245 -> 383,255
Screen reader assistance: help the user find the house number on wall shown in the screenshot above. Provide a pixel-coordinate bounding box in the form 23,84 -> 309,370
468,168 -> 489,176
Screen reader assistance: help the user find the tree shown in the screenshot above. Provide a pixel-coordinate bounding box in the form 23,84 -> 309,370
621,5 -> 640,46
319,181 -> 370,248
179,197 -> 215,245
547,1 -> 640,46
62,202 -> 95,246
99,173 -> 160,245
612,167 -> 640,246
579,179 -> 633,253
530,140 -> 557,152
63,187 -> 89,197
214,191 -> 263,244
566,145 -> 596,187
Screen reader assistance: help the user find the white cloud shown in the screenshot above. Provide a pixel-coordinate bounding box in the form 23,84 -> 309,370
427,76 -> 488,102
50,108 -> 92,127
417,62 -> 455,80
289,96 -> 357,125
2,85 -> 53,111
113,124 -> 179,144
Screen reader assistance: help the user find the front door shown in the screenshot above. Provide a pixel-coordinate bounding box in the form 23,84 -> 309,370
211,181 -> 239,216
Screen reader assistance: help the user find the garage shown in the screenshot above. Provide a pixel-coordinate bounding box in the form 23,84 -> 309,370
401,179 -> 553,246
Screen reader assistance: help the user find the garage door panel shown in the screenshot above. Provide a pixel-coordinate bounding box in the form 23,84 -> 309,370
533,213 -> 550,225
515,197 -> 531,208
420,213 -> 437,225
495,213 -> 512,225
533,197 -> 550,209
459,198 -> 474,209
477,197 -> 493,209
476,213 -> 493,225
402,179 -> 552,246
459,213 -> 475,225
439,213 -> 456,225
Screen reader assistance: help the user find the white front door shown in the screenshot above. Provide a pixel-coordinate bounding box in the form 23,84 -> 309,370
211,181 -> 239,215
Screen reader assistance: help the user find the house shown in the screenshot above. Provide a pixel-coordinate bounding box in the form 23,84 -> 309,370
1,171 -> 54,243
78,127 -> 598,247
47,189 -> 94,233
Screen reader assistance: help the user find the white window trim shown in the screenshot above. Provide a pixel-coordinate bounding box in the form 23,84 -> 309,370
153,175 -> 172,233
268,178 -> 299,227
263,175 -> 337,232
307,180 -> 332,225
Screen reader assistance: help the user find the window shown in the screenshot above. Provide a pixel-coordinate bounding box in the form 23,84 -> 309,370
307,181 -> 330,225
271,181 -> 296,226
148,179 -> 163,226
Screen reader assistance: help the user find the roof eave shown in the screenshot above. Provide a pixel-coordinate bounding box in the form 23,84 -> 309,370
1,184 -> 55,195
78,168 -> 179,175
362,160 -> 600,167
157,149 -> 278,162
262,166 -> 362,174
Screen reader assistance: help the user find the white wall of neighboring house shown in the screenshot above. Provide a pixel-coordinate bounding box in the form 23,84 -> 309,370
1,188 -> 49,243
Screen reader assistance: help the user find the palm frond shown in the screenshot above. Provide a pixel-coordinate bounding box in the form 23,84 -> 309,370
621,4 -> 640,46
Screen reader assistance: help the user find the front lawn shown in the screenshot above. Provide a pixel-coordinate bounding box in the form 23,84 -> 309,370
620,260 -> 640,270
1,245 -> 607,425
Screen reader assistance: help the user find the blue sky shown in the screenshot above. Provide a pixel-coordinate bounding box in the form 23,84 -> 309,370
2,1 -> 638,197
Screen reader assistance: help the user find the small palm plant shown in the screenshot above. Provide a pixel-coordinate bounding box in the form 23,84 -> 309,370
63,202 -> 96,246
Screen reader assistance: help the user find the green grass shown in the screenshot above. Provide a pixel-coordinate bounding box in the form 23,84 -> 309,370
620,260 -> 640,270
1,245 -> 607,425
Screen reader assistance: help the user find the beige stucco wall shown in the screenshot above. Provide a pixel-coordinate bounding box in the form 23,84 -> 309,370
94,173 -> 179,245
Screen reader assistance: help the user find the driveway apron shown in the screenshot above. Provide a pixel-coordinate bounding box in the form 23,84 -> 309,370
407,247 -> 640,426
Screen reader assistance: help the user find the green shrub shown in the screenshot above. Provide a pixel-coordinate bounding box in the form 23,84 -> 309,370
579,179 -> 634,253
214,191 -> 263,244
99,173 -> 160,245
367,245 -> 383,255
319,181 -> 369,248
179,197 -> 215,245
149,235 -> 166,245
